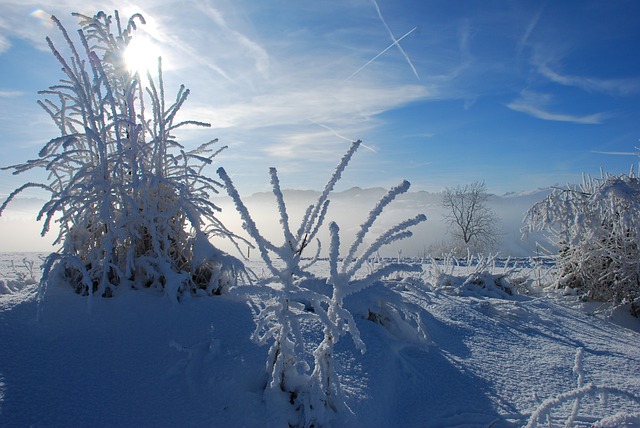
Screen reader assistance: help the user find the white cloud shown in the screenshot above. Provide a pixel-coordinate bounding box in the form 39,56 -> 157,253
190,83 -> 428,130
192,1 -> 270,76
537,63 -> 640,96
517,6 -> 544,56
0,90 -> 24,98
0,36 -> 9,54
506,90 -> 609,125
263,130 -> 347,159
0,2 -> 431,130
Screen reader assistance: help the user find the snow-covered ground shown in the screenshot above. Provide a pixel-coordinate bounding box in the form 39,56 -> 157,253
1,253 -> 639,427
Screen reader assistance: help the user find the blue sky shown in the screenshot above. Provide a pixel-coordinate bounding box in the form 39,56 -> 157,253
1,0 -> 640,198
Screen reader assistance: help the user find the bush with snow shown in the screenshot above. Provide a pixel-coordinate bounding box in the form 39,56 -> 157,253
219,140 -> 426,427
0,11 -> 242,300
0,258 -> 38,295
428,252 -> 531,299
525,172 -> 640,316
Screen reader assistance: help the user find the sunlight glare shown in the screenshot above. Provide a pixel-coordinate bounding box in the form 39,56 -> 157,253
124,36 -> 162,78
29,8 -> 53,28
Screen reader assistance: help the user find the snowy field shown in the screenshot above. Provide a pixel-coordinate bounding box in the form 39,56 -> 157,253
1,252 -> 639,427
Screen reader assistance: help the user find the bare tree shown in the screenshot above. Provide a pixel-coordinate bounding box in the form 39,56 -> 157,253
442,181 -> 500,253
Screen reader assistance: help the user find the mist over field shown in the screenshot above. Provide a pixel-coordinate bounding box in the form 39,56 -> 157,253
0,187 -> 550,257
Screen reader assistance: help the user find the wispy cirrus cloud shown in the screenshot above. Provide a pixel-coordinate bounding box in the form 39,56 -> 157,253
506,90 -> 609,124
1,2 -> 431,131
537,62 -> 640,96
0,35 -> 9,54
192,1 -> 270,77
516,6 -> 544,57
0,89 -> 24,98
184,82 -> 428,131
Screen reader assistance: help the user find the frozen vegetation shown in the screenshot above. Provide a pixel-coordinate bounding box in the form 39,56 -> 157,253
1,10 -> 640,428
1,253 -> 640,427
526,173 -> 640,317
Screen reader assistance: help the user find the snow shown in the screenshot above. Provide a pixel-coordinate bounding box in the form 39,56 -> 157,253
1,253 -> 639,427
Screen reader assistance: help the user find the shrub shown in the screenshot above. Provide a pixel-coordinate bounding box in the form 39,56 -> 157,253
219,140 -> 426,427
525,172 -> 640,316
429,252 -> 526,298
0,11 -> 242,300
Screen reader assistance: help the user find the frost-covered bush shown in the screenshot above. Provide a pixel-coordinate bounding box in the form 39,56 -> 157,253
0,258 -> 38,295
0,11 -> 242,300
219,140 -> 426,427
428,252 -> 528,298
525,172 -> 640,316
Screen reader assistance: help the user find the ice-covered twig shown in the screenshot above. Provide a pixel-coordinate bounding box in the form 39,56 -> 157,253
0,183 -> 53,217
566,347 -> 585,427
346,214 -> 427,278
270,167 -> 295,249
526,347 -> 640,428
343,180 -> 411,268
217,167 -> 279,278
296,140 -> 360,241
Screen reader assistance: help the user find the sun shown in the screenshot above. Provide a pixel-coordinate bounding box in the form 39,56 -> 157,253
123,36 -> 162,79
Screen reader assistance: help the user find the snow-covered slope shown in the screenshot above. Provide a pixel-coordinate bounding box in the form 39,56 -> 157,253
1,254 -> 639,427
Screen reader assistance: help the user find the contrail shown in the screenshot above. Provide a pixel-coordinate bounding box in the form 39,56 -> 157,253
593,150 -> 639,156
343,26 -> 417,83
309,120 -> 377,152
372,0 -> 420,80
517,6 -> 544,57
